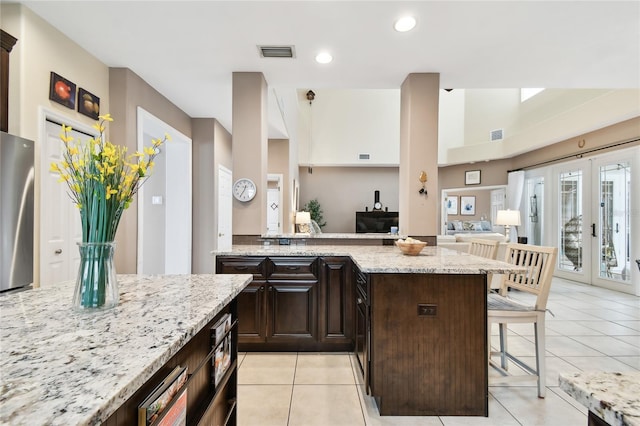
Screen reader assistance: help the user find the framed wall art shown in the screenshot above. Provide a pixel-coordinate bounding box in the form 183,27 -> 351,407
460,196 -> 476,215
445,196 -> 458,215
49,72 -> 76,109
465,170 -> 481,185
78,88 -> 100,119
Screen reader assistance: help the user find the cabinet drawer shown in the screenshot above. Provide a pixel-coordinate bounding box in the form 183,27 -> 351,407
269,257 -> 318,280
217,257 -> 267,279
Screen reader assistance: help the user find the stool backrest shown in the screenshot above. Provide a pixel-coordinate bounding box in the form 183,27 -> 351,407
468,238 -> 500,260
500,243 -> 558,311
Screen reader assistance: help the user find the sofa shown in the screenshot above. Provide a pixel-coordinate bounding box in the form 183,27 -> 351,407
445,220 -> 497,235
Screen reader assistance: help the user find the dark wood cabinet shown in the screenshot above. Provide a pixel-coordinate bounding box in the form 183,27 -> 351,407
318,257 -> 353,351
354,267 -> 370,394
216,255 -> 354,352
363,272 -> 488,416
267,280 -> 317,344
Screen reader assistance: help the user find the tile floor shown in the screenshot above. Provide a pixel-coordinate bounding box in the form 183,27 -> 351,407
237,277 -> 639,425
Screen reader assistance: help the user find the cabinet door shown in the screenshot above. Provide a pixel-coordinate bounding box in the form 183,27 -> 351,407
266,280 -> 317,344
237,281 -> 266,343
318,257 -> 354,345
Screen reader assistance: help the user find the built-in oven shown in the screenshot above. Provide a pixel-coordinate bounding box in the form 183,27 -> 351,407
354,269 -> 369,394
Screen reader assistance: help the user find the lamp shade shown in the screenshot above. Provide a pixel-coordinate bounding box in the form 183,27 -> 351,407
496,210 -> 521,226
295,211 -> 311,224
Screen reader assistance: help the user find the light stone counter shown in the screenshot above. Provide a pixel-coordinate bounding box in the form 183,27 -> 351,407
559,372 -> 640,426
215,244 -> 523,274
0,273 -> 252,426
261,232 -> 402,240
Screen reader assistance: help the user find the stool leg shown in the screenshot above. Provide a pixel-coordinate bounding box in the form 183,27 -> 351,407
499,323 -> 508,370
535,315 -> 546,398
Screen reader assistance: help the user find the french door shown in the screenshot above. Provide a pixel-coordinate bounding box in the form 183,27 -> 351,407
555,147 -> 638,294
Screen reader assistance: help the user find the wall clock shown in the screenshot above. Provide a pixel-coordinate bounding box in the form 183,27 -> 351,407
232,178 -> 257,202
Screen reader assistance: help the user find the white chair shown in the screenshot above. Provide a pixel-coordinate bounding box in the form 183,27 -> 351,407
487,243 -> 558,398
468,238 -> 500,260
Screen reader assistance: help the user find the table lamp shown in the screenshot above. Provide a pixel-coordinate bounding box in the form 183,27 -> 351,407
295,211 -> 311,234
496,209 -> 521,242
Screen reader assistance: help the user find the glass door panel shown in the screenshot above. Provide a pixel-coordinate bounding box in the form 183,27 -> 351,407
558,170 -> 583,273
525,176 -> 544,246
596,161 -> 631,284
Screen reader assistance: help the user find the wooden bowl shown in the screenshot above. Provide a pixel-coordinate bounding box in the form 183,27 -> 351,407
395,240 -> 427,255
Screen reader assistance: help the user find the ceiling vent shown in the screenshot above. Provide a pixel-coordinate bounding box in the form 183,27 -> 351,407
490,128 -> 504,142
359,153 -> 370,160
258,45 -> 295,58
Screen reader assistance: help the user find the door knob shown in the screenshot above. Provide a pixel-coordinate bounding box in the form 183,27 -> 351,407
54,248 -> 62,255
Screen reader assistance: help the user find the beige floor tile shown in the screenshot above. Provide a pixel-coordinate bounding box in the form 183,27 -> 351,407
439,393 -> 519,426
238,353 -> 297,384
569,335 -> 640,356
288,385 -> 364,426
564,355 -> 640,371
489,386 -> 587,426
294,353 -> 355,384
237,384 -> 292,426
544,336 -> 606,357
613,356 -> 640,369
355,383 -> 444,426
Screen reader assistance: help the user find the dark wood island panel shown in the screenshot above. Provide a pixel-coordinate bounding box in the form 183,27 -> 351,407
368,273 -> 488,417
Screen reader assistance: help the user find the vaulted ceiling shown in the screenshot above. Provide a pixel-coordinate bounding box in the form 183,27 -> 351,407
18,1 -> 640,141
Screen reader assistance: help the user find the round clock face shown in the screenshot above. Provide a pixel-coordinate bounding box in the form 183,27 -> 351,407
374,202 -> 382,210
233,178 -> 257,202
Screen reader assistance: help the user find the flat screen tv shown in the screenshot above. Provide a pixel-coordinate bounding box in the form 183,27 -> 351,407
355,211 -> 399,234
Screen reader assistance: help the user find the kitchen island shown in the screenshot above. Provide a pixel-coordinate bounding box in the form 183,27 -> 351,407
0,273 -> 252,425
215,244 -> 524,416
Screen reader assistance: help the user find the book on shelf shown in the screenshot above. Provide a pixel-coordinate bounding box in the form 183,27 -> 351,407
138,365 -> 188,426
213,334 -> 231,387
211,312 -> 231,346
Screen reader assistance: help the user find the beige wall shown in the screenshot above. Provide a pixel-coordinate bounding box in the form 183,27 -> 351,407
2,4 -> 110,286
109,68 -> 192,273
268,139 -> 292,233
445,189 -> 493,222
298,166 -> 399,233
511,116 -> 640,170
192,118 -> 231,273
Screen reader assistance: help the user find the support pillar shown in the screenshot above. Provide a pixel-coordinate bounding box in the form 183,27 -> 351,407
399,73 -> 440,238
232,72 -> 268,236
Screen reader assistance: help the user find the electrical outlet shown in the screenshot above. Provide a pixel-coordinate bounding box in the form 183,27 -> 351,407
417,304 -> 437,316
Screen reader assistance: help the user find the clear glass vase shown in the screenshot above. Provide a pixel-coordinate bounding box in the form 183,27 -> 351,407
73,242 -> 119,310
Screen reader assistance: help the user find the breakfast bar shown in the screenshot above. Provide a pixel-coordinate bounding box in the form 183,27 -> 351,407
215,243 -> 524,417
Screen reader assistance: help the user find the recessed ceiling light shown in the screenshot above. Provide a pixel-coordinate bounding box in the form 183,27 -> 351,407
315,52 -> 333,64
394,16 -> 416,32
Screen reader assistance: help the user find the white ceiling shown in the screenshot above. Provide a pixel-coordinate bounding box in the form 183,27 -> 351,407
18,1 -> 640,139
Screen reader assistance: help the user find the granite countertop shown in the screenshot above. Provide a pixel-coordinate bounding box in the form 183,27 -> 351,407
0,274 -> 252,426
261,232 -> 402,240
214,244 -> 524,275
559,371 -> 640,426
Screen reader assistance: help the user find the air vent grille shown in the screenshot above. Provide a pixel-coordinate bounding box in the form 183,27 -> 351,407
258,45 -> 295,58
490,129 -> 504,141
359,153 -> 370,160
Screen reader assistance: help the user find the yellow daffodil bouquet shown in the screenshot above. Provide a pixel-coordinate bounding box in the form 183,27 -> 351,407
51,114 -> 169,243
51,114 -> 169,309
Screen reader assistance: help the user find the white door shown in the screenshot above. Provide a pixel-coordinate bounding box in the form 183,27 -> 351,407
217,166 -> 232,251
266,174 -> 283,235
554,147 -> 638,294
40,118 -> 93,287
490,189 -> 506,232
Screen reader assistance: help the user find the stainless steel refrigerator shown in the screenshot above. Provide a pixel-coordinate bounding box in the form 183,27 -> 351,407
0,131 -> 34,292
